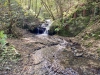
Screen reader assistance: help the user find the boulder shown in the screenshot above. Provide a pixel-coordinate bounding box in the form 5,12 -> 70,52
29,27 -> 46,34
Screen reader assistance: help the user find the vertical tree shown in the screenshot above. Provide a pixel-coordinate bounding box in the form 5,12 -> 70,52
41,0 -> 55,20
8,0 -> 11,11
8,0 -> 12,34
54,0 -> 64,19
27,0 -> 31,10
35,0 -> 37,15
54,0 -> 59,15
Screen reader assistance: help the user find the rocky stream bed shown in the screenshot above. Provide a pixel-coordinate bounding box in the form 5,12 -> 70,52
0,30 -> 100,75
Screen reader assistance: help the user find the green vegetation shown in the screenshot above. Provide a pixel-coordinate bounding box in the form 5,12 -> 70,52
0,0 -> 100,37
0,31 -> 21,64
92,31 -> 100,40
49,1 -> 100,37
0,0 -> 100,67
0,30 -> 20,71
0,31 -> 7,48
83,28 -> 100,40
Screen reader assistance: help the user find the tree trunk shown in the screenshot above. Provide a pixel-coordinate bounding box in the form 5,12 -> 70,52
32,0 -> 34,10
55,0 -> 63,19
35,7 -> 41,18
73,12 -> 77,18
59,3 -> 63,19
83,10 -> 86,16
28,0 -> 31,10
55,1 -> 59,16
41,0 -> 55,20
8,0 -> 11,11
35,0 -> 37,15
8,0 -> 12,34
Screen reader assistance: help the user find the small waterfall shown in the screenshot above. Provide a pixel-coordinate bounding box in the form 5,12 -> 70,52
42,20 -> 51,33
40,19 -> 53,36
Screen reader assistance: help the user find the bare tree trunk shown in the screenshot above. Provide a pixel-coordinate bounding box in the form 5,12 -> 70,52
35,7 -> 41,18
8,0 -> 11,11
35,0 -> 37,15
83,9 -> 86,16
55,2 -> 59,13
32,0 -> 34,10
73,12 -> 77,18
55,0 -> 63,19
59,1 -> 63,19
8,0 -> 12,34
30,0 -> 32,9
27,0 -> 31,10
41,0 -> 55,20
25,0 -> 27,5
54,0 -> 59,17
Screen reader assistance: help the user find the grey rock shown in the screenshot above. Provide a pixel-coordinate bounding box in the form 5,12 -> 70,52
74,53 -> 83,57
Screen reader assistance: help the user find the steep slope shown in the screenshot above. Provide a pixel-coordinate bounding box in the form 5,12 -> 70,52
76,19 -> 100,39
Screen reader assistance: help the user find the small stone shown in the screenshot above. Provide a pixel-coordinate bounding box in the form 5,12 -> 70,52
71,47 -> 76,50
74,53 -> 83,57
5,67 -> 11,71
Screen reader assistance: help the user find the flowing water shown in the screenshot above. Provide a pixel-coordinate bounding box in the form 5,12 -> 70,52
37,19 -> 53,36
31,20 -> 100,75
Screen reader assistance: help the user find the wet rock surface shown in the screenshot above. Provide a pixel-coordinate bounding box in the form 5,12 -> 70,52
5,33 -> 100,75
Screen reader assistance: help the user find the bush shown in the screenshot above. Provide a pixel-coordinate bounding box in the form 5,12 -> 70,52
0,31 -> 21,63
90,29 -> 100,40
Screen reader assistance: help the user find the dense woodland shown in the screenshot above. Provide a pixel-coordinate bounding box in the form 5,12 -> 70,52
0,0 -> 100,75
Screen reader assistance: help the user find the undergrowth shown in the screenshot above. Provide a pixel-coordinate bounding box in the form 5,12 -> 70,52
0,31 -> 21,68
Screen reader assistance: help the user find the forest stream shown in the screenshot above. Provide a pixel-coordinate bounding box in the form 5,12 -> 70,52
4,26 -> 100,75
1,0 -> 100,75
7,34 -> 100,75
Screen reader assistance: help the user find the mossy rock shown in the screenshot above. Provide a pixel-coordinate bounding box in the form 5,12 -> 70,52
49,19 -> 62,34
